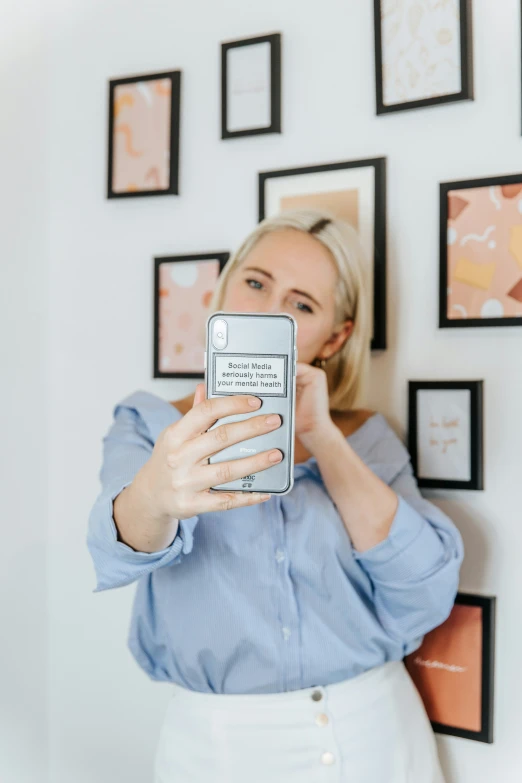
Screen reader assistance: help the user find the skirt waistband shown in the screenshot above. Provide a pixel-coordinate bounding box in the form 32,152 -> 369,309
170,660 -> 405,714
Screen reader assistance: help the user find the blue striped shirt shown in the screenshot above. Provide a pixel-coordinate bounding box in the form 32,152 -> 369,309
87,390 -> 463,694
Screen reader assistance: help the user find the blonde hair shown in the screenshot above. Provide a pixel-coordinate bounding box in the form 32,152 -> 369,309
207,209 -> 372,411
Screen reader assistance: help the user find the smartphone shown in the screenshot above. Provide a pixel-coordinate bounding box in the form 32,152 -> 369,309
204,311 -> 297,495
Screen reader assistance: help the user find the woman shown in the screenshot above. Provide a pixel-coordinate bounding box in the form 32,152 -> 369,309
87,210 -> 463,783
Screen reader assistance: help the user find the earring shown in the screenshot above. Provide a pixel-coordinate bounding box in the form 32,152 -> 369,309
313,357 -> 327,369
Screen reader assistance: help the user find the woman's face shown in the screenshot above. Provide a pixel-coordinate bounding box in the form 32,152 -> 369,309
222,228 -> 353,365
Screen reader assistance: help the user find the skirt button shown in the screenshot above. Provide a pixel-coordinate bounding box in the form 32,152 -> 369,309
315,713 -> 329,727
321,751 -> 335,765
311,690 -> 322,702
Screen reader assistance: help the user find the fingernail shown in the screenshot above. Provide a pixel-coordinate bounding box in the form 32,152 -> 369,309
265,414 -> 281,427
248,397 -> 261,407
268,450 -> 283,463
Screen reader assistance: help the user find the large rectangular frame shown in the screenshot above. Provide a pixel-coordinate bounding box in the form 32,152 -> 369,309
373,0 -> 474,115
107,70 -> 181,199
439,172 -> 522,329
258,158 -> 387,351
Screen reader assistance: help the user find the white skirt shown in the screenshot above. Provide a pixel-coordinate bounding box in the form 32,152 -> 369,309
154,661 -> 445,783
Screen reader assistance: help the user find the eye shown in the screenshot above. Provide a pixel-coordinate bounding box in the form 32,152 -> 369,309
245,278 -> 263,290
295,301 -> 313,314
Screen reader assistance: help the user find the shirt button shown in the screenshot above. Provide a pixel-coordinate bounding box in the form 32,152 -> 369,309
321,751 -> 335,765
311,690 -> 323,702
315,713 -> 329,727
282,626 -> 291,640
275,549 -> 285,563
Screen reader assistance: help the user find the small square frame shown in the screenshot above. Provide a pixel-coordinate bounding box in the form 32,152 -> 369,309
221,33 -> 282,139
408,380 -> 484,490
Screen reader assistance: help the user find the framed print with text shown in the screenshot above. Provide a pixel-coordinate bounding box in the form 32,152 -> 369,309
107,70 -> 181,199
405,593 -> 496,744
408,380 -> 483,490
259,158 -> 387,351
221,33 -> 281,139
440,173 -> 522,328
373,0 -> 474,114
154,253 -> 229,378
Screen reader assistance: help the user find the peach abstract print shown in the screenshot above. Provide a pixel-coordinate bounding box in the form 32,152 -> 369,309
112,78 -> 172,193
158,260 -> 220,373
447,183 -> 522,320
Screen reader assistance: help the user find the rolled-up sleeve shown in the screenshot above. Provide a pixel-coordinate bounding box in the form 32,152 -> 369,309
354,460 -> 464,648
86,403 -> 199,592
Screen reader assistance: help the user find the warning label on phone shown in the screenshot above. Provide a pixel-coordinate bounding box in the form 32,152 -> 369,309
212,354 -> 287,397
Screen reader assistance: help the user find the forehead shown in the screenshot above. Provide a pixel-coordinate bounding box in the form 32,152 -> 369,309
241,228 -> 338,288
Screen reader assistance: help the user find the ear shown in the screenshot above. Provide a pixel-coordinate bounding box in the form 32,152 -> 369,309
318,319 -> 354,360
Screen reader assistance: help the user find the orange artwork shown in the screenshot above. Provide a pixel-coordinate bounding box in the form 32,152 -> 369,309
446,183 -> 522,320
158,260 -> 221,373
405,604 -> 482,732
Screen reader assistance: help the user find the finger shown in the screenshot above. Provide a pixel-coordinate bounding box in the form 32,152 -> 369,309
170,394 -> 263,443
193,489 -> 272,514
191,448 -> 283,493
193,383 -> 206,408
183,411 -> 282,465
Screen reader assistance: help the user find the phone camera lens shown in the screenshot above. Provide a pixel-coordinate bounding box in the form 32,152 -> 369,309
217,332 -> 223,338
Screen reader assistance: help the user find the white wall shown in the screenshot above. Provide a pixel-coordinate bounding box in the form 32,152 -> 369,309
32,0 -> 522,781
0,2 -> 49,782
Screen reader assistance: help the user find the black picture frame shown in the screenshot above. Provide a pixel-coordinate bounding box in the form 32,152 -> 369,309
408,380 -> 484,490
439,172 -> 522,329
107,70 -> 181,199
406,593 -> 496,744
258,157 -> 387,351
153,253 -> 229,379
221,33 -> 282,139
373,0 -> 474,115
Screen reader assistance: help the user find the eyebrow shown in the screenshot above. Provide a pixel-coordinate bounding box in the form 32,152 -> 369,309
242,266 -> 323,309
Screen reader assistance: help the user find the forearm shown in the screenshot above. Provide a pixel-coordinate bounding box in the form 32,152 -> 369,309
303,424 -> 398,552
113,478 -> 179,554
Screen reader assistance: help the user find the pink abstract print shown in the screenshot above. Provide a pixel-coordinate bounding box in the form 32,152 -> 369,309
112,78 -> 172,193
158,260 -> 220,372
446,184 -> 522,320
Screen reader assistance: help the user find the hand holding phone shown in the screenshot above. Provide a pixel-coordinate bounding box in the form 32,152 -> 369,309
205,312 -> 297,495
134,389 -> 284,520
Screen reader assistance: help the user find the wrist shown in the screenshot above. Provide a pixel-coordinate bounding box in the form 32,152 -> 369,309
298,420 -> 345,456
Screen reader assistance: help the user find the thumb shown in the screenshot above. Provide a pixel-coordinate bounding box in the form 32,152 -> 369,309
192,382 -> 206,408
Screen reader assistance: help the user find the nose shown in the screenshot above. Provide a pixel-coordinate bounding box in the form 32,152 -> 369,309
255,296 -> 287,315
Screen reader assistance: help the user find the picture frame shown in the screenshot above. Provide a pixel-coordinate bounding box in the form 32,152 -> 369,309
221,33 -> 282,139
373,0 -> 474,115
154,253 -> 229,378
259,157 -> 387,351
408,380 -> 484,490
107,70 -> 181,199
440,172 -> 522,328
405,593 -> 496,744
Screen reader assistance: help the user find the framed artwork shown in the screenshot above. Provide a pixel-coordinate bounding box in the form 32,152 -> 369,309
107,70 -> 181,199
221,33 -> 281,139
440,172 -> 522,328
373,0 -> 474,114
259,158 -> 387,351
408,380 -> 483,490
154,253 -> 229,378
405,593 -> 496,744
